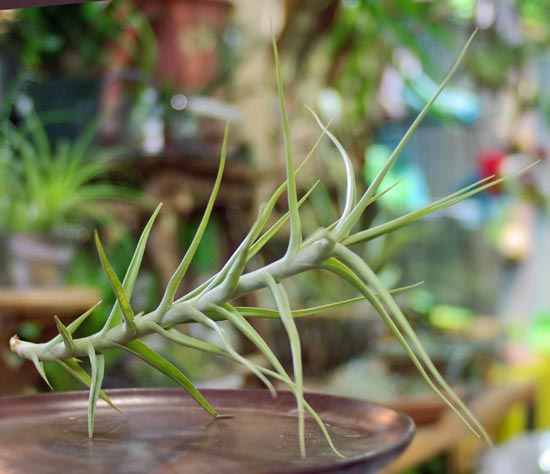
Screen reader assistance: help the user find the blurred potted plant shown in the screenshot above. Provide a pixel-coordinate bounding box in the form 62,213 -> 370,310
0,110 -> 139,287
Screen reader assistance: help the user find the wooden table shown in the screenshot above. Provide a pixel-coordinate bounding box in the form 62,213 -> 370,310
0,286 -> 101,395
383,382 -> 535,473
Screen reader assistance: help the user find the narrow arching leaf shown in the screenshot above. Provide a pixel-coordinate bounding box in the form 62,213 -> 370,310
151,323 -> 286,393
87,345 -> 105,438
306,107 -> 355,233
321,257 -> 482,436
188,307 -> 276,396
216,198 -> 295,299
345,162 -> 537,246
233,282 -> 422,320
154,321 -> 281,393
334,244 -> 491,444
147,322 -> 230,358
214,304 -> 288,377
264,274 -> 306,458
95,230 -> 136,334
119,339 -> 222,419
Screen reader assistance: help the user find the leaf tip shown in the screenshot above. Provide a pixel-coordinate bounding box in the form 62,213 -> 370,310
215,414 -> 234,420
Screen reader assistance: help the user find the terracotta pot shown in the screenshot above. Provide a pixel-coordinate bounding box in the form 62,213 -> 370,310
101,0 -> 233,145
110,0 -> 232,92
0,388 -> 414,473
143,0 -> 232,91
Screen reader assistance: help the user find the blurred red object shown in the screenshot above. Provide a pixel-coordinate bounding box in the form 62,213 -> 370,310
477,148 -> 506,194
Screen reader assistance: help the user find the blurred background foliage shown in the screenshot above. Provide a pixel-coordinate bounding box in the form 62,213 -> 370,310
0,1 -> 156,78
278,0 -> 550,150
1,4 -> 550,445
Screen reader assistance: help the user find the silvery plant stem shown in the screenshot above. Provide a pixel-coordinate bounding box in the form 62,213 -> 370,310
11,235 -> 334,362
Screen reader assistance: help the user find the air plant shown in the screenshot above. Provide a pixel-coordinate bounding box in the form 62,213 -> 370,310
10,32 -> 523,458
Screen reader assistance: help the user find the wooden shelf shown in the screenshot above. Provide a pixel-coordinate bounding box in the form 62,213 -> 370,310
0,286 -> 101,319
0,286 -> 101,396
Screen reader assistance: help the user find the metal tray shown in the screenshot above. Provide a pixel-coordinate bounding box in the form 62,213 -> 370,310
0,388 -> 414,473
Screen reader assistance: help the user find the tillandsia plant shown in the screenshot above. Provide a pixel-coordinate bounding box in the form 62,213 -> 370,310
9,32 -> 529,458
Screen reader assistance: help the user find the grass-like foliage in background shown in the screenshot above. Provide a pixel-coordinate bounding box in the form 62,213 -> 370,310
0,111 -> 137,233
10,32 -> 523,457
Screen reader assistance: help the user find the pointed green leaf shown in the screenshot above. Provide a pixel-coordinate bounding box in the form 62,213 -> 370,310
119,339 -> 221,419
215,304 -> 288,377
264,273 -> 306,457
232,299 -> 364,320
158,124 -> 229,313
230,281 -> 421,320
54,316 -> 75,352
95,230 -> 136,334
147,322 -> 230,358
31,353 -> 53,390
87,345 -> 105,438
45,301 -> 102,349
220,210 -> 270,297
341,30 -> 478,237
101,204 -> 162,333
323,257 -> 481,435
345,162 -> 537,246
57,358 -> 122,413
272,29 -> 301,256
248,181 -> 320,260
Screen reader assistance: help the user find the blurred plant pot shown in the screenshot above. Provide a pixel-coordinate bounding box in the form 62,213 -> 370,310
138,0 -> 232,91
101,0 -> 233,146
268,312 -> 382,377
6,229 -> 84,288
